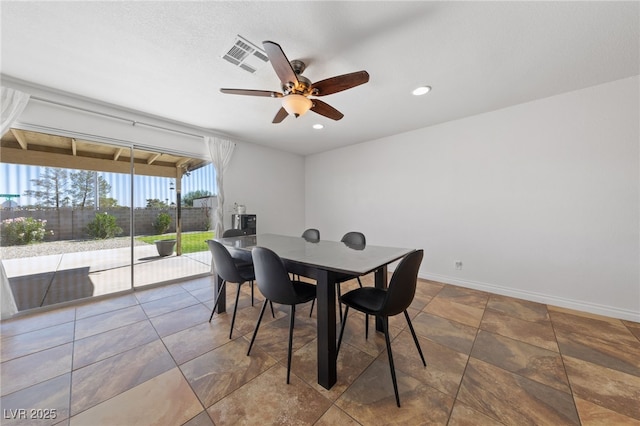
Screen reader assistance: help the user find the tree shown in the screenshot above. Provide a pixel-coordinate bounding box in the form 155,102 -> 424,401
23,167 -> 69,208
182,190 -> 213,207
99,197 -> 119,208
145,198 -> 169,209
68,171 -> 112,209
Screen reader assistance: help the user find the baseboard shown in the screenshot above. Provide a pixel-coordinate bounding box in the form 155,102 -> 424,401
418,272 -> 640,323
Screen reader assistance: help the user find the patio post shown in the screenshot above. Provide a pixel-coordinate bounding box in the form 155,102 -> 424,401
176,166 -> 182,256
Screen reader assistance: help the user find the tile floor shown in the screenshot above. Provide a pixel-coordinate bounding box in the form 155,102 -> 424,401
1,274 -> 639,425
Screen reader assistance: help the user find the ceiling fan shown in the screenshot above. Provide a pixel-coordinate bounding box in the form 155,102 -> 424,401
220,40 -> 369,123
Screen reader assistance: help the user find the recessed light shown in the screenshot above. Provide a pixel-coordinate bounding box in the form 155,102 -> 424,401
412,86 -> 431,96
313,124 -> 324,130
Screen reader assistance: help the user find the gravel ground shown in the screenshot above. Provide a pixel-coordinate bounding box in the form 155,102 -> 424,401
0,237 -> 151,259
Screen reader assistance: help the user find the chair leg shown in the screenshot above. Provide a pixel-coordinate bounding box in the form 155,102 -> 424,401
209,280 -> 227,322
309,298 -> 315,317
251,281 -> 254,307
404,310 -> 427,367
365,313 -> 369,339
336,284 -> 343,323
336,306 -> 350,356
286,304 -> 296,384
356,276 -> 366,335
270,301 -> 276,318
229,282 -> 242,339
247,299 -> 268,356
382,317 -> 401,407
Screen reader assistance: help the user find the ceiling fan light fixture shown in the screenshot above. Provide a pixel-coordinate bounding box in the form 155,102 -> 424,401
220,41 -> 369,123
412,86 -> 432,96
282,94 -> 312,117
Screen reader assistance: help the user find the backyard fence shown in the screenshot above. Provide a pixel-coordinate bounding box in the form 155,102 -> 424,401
0,207 -> 210,241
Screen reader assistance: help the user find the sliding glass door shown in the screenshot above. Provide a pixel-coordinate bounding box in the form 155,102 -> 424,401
131,149 -> 215,288
0,128 -> 214,311
0,131 -> 134,310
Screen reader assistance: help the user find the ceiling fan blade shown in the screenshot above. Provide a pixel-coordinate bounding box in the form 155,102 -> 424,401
312,71 -> 370,96
220,88 -> 282,98
310,99 -> 344,121
263,41 -> 299,86
272,107 -> 289,123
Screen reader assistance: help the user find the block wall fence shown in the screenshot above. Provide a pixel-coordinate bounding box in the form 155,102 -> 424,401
0,208 -> 211,240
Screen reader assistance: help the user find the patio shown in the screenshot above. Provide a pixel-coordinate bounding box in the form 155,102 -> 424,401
2,245 -> 212,311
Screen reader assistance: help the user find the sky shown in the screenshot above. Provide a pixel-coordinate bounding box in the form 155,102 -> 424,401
0,163 -> 216,208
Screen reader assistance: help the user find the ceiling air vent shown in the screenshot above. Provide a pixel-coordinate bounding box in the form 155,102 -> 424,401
222,35 -> 269,74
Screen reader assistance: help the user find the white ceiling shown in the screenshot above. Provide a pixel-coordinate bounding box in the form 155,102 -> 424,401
1,1 -> 638,156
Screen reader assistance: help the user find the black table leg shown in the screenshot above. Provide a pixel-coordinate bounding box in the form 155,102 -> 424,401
374,265 -> 388,332
316,269 -> 337,389
213,271 -> 226,313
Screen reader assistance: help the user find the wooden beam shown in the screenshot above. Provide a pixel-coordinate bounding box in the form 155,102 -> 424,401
10,129 -> 28,150
113,147 -> 123,161
1,146 -> 177,177
176,158 -> 190,168
71,138 -> 77,156
147,153 -> 161,165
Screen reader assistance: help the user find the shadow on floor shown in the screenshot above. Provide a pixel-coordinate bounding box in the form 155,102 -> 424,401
9,267 -> 93,310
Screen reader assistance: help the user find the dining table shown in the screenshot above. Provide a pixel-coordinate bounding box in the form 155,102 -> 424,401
214,233 -> 414,390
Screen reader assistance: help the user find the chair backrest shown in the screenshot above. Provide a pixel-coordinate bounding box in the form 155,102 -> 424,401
341,231 -> 366,249
206,239 -> 245,283
251,247 -> 298,305
223,228 -> 245,238
381,250 -> 424,317
301,228 -> 320,242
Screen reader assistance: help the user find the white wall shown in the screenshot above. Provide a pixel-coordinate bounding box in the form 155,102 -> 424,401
224,141 -> 305,235
305,76 -> 639,321
4,78 -> 306,237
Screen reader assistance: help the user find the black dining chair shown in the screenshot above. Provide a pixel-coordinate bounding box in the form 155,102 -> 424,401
293,229 -> 320,282
222,228 -> 253,268
336,249 -> 426,407
340,231 -> 366,251
247,246 -> 317,384
309,231 -> 366,321
222,228 -> 245,238
336,231 -> 366,289
301,228 -> 320,242
206,240 -> 273,338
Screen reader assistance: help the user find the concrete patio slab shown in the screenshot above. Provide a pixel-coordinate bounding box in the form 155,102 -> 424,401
3,254 -> 63,278
3,248 -> 213,312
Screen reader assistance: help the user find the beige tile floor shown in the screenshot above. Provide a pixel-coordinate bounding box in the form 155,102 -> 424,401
1,274 -> 639,425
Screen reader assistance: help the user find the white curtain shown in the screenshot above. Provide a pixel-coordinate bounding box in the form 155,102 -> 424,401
1,87 -> 30,135
1,86 -> 30,319
205,136 -> 235,238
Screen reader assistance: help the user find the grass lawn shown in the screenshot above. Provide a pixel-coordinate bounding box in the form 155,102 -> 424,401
136,231 -> 214,254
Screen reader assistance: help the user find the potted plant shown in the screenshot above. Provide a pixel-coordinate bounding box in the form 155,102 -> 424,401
153,212 -> 175,256
154,239 -> 176,256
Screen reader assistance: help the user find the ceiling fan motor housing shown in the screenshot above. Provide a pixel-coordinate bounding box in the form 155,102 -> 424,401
283,61 -> 313,96
283,76 -> 312,95
290,59 -> 306,75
